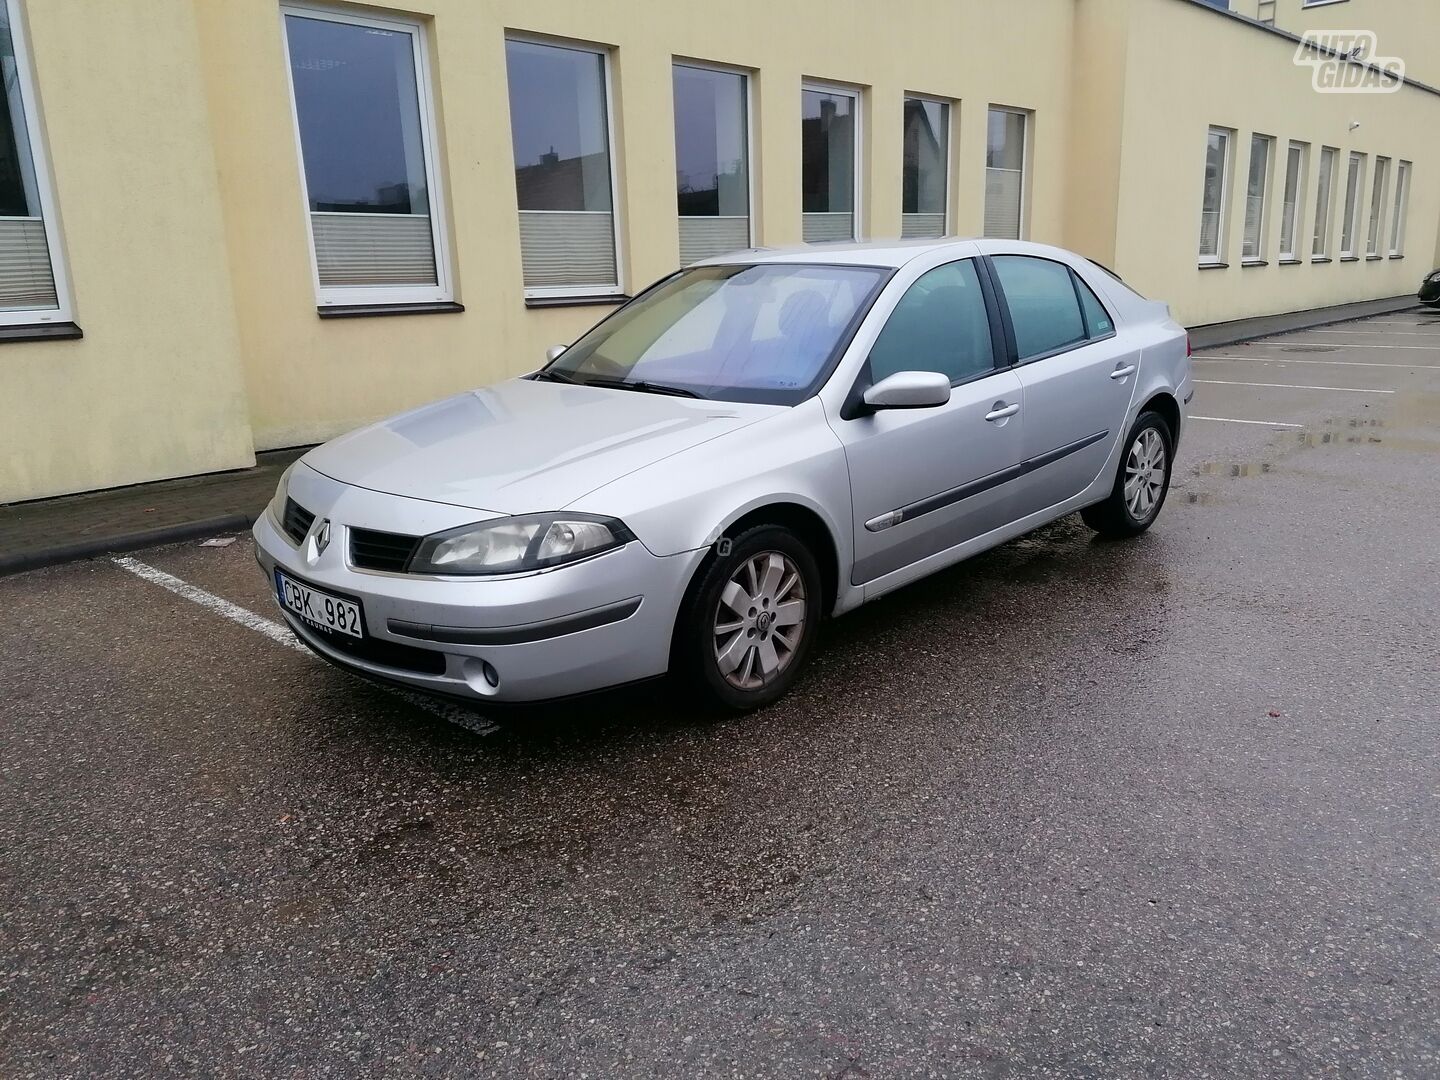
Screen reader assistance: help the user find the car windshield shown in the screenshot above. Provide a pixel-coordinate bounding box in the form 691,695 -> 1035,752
542,263 -> 889,404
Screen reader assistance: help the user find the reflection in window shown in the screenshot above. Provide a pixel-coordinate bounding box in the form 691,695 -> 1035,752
506,39 -> 618,293
902,97 -> 948,239
1389,160 -> 1411,256
991,256 -> 1086,360
801,87 -> 857,243
984,108 -> 1026,240
1278,142 -> 1307,261
673,65 -> 749,266
0,0 -> 65,319
284,10 -> 447,301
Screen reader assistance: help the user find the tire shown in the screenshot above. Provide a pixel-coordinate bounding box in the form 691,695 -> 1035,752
675,524 -> 824,711
1080,410 -> 1174,539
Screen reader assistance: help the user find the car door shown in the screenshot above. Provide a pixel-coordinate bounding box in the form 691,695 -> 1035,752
829,258 -> 1026,586
988,254 -> 1139,516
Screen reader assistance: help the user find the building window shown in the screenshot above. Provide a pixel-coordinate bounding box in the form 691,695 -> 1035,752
1366,156 -> 1389,256
673,63 -> 750,267
1198,127 -> 1232,264
1241,134 -> 1274,261
901,96 -> 948,239
984,107 -> 1026,240
282,6 -> 450,307
1278,141 -> 1308,261
1389,160 -> 1412,256
0,0 -> 70,325
801,84 -> 860,243
506,38 -> 620,296
1312,146 -> 1337,257
1339,151 -> 1365,258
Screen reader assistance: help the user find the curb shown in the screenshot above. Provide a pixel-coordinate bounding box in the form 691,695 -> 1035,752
0,513 -> 256,577
1188,296 -> 1425,350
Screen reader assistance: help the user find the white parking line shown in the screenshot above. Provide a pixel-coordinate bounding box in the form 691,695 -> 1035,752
112,556 -> 498,735
1303,329 -> 1440,337
1194,356 -> 1440,370
1190,415 -> 1304,428
1275,341 -> 1439,350
1193,379 -> 1394,394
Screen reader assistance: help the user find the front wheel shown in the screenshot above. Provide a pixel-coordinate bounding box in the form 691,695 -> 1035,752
1081,411 -> 1174,539
677,525 -> 823,711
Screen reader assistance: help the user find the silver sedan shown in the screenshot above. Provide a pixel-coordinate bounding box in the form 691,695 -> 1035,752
254,238 -> 1192,710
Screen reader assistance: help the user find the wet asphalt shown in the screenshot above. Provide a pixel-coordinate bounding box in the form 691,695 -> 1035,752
2,310 -> 1438,1078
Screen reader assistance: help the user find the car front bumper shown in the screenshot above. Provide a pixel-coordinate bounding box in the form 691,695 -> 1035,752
252,465 -> 704,703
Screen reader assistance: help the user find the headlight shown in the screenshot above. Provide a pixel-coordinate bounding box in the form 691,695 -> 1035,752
409,513 -> 634,576
1428,269 -> 1440,283
266,464 -> 295,527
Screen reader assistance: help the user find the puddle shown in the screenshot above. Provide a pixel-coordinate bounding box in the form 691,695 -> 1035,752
1194,461 -> 1274,477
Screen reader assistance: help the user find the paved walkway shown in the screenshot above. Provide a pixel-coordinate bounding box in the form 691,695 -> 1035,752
0,448 -> 306,574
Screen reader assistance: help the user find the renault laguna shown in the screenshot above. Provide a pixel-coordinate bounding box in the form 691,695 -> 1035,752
255,238 -> 1192,710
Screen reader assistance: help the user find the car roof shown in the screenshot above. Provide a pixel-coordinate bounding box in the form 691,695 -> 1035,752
695,237 -> 1082,270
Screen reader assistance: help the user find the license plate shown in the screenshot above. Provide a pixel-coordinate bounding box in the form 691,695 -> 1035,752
275,569 -> 364,639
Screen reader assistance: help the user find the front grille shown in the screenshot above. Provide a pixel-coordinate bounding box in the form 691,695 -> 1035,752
350,527 -> 422,573
302,624 -> 448,676
281,497 -> 315,545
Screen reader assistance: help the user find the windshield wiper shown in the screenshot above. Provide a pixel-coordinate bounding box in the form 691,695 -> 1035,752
580,376 -> 703,399
532,368 -> 577,384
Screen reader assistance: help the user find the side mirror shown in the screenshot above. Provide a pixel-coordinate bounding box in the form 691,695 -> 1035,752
862,371 -> 951,411
544,344 -> 568,363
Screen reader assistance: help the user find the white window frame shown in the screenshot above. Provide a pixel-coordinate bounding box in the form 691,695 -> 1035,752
279,3 -> 453,308
1389,160 -> 1411,257
1366,155 -> 1390,257
801,79 -> 864,243
507,33 -> 624,300
1339,150 -> 1366,259
901,92 -> 952,237
1199,126 -> 1233,265
1312,145 -> 1337,259
985,105 -> 1030,241
673,58 -> 756,254
1241,133 -> 1275,263
0,0 -> 72,326
1278,141 -> 1308,262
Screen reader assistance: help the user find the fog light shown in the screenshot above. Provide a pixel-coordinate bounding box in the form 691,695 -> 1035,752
481,660 -> 499,687
460,656 -> 501,696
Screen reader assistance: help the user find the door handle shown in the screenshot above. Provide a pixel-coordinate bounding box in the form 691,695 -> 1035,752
1110,364 -> 1137,380
985,402 -> 1020,421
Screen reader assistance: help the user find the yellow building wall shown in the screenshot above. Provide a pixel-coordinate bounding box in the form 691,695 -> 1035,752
196,0 -> 1080,453
0,0 -> 254,504
1111,0 -> 1440,326
1267,0 -> 1440,88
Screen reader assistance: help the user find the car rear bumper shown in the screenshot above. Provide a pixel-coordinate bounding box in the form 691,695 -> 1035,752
251,470 -> 704,703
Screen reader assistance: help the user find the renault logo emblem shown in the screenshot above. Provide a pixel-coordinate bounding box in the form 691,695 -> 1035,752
314,519 -> 331,554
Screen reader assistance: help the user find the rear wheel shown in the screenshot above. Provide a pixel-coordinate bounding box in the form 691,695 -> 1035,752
677,525 -> 823,711
1080,411 -> 1174,538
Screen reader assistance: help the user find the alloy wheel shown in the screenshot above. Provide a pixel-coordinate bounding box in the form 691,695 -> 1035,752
712,551 -> 807,691
1124,427 -> 1167,521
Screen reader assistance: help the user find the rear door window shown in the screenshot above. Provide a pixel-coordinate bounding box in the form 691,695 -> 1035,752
991,255 -> 1086,361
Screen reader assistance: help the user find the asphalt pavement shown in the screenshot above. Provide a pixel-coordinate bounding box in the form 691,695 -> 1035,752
2,309 -> 1437,1078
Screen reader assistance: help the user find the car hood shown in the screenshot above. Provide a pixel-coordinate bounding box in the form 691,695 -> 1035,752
301,378 -> 778,513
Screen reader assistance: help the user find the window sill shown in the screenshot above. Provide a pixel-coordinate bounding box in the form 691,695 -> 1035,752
317,302 -> 464,319
1278,258 -> 1303,266
1311,257 -> 1332,264
1339,256 -> 1360,263
524,294 -> 630,309
1241,259 -> 1268,267
1198,261 -> 1229,270
1388,253 -> 1405,260
1364,254 -> 1383,262
0,320 -> 83,343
